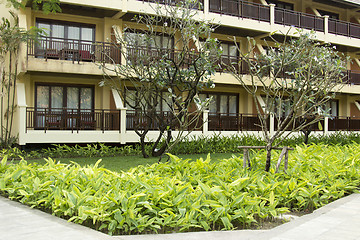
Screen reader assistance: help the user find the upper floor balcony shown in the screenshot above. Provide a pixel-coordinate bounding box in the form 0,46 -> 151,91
27,36 -> 121,64
26,36 -> 360,86
130,0 -> 360,48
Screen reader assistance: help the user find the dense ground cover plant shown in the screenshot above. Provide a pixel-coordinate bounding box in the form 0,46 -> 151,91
0,144 -> 359,235
2,132 -> 360,160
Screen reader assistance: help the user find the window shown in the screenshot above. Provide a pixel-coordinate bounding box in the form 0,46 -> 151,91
36,19 -> 96,59
268,0 -> 294,10
35,84 -> 94,111
199,92 -> 238,115
36,19 -> 95,42
125,89 -> 171,112
124,31 -> 174,49
35,84 -> 94,129
326,100 -> 339,117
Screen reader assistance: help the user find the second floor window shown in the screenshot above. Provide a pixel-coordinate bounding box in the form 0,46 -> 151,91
199,92 -> 238,115
124,32 -> 174,49
36,19 -> 95,42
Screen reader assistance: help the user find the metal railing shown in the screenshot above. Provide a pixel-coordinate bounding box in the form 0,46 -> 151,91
274,116 -> 324,131
26,107 -> 121,132
140,0 -> 204,9
344,70 -> 360,85
328,116 -> 360,131
209,0 -> 270,22
329,18 -> 360,39
208,113 -> 269,131
126,110 -> 203,131
27,37 -> 121,64
274,7 -> 324,32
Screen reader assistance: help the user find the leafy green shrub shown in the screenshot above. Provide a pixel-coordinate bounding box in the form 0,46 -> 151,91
1,143 -> 359,235
3,132 -> 360,160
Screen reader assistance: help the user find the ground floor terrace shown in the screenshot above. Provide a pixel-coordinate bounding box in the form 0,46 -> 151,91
18,106 -> 360,145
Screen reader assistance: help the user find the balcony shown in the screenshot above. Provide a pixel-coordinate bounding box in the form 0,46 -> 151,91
27,37 -> 121,64
209,0 -> 270,22
20,106 -> 360,146
328,116 -> 360,131
274,7 -> 324,32
26,108 -> 121,132
136,0 -> 360,41
26,37 -> 360,85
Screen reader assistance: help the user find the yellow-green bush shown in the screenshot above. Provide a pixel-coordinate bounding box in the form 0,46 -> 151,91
0,144 -> 359,235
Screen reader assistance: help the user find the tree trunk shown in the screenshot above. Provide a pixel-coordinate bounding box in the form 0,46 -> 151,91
302,129 -> 311,145
140,134 -> 149,158
152,129 -> 172,157
265,144 -> 272,172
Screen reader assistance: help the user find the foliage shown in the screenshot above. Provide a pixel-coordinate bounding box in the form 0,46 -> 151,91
100,0 -> 221,158
5,0 -> 61,14
1,144 -> 360,235
229,31 -> 347,171
3,132 -> 360,160
0,12 -> 42,147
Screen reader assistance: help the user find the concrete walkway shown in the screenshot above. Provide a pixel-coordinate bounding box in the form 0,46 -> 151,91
1,194 -> 360,240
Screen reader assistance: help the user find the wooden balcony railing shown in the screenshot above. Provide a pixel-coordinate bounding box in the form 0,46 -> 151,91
274,116 -> 324,131
126,110 -> 203,131
26,107 -> 121,132
329,19 -> 360,38
328,116 -> 360,131
27,37 -> 360,84
25,107 -> 360,133
27,37 -> 121,64
274,7 -> 324,32
209,0 -> 270,22
344,70 -> 360,85
208,113 -> 269,131
140,0 -> 204,10
134,0 -> 360,39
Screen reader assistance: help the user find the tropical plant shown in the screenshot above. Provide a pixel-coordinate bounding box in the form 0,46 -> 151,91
99,0 -> 221,158
1,144 -> 360,235
229,31 -> 347,171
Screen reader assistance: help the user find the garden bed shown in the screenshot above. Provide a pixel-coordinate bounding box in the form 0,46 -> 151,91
0,144 -> 359,235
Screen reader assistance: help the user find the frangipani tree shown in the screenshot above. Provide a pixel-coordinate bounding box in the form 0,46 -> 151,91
100,0 -> 221,158
230,31 -> 347,172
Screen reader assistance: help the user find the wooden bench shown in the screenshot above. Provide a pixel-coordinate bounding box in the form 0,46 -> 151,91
238,146 -> 294,172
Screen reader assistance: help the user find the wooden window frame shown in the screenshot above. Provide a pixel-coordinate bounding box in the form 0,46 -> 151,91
35,83 -> 95,111
36,18 -> 96,42
200,92 -> 239,115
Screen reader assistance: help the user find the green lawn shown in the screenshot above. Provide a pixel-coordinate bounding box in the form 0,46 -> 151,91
24,153 -> 238,172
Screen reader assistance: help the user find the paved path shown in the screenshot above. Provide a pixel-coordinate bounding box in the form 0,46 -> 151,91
1,194 -> 360,240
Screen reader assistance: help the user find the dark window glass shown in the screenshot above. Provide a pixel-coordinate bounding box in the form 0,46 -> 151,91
36,19 -> 95,42
199,92 -> 238,115
35,84 -> 94,111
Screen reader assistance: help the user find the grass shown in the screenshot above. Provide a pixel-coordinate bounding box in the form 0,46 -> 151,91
22,152 -> 237,172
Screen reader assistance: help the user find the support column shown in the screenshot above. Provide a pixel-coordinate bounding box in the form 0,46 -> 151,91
324,15 -> 329,43
324,116 -> 329,135
203,0 -> 209,17
203,110 -> 209,135
16,83 -> 27,145
269,4 -> 275,26
120,108 -> 127,134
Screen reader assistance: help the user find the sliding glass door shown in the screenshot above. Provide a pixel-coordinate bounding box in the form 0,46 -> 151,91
35,84 -> 94,129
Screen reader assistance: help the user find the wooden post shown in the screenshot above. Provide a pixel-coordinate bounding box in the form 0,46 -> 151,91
238,146 -> 293,172
275,146 -> 287,173
243,149 -> 248,168
284,149 -> 289,172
